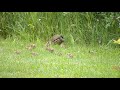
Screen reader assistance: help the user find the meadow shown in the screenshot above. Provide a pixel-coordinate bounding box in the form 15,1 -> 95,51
0,12 -> 120,78
0,38 -> 120,78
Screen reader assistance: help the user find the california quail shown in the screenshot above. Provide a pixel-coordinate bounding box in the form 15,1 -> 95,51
51,34 -> 64,45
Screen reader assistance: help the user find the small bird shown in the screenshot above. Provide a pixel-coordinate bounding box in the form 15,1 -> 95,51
60,43 -> 66,48
56,52 -> 62,56
26,46 -> 33,50
51,34 -> 64,45
31,52 -> 38,56
46,47 -> 54,53
67,53 -> 74,58
14,50 -> 21,54
30,44 -> 36,48
112,66 -> 120,71
26,43 -> 36,50
45,34 -> 64,53
45,34 -> 64,48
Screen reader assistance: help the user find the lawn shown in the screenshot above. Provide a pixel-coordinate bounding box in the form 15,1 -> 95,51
0,39 -> 120,78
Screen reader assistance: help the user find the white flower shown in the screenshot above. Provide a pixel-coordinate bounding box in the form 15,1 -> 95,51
38,18 -> 41,21
96,19 -> 99,22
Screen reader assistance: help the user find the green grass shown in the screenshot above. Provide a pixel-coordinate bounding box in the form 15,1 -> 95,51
0,12 -> 120,78
0,39 -> 120,78
1,12 -> 120,45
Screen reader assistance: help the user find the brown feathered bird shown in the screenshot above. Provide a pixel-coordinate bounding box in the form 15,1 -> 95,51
46,47 -> 54,53
26,43 -> 36,50
45,34 -> 64,53
45,34 -> 64,48
51,34 -> 64,45
67,53 -> 74,58
14,50 -> 21,54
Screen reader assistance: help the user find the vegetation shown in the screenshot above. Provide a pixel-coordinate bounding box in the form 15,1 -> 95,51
0,12 -> 120,45
0,12 -> 120,78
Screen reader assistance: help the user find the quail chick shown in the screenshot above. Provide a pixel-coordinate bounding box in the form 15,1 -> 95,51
112,66 -> 120,71
31,52 -> 38,56
56,52 -> 62,56
46,47 -> 54,53
67,53 -> 74,58
14,50 -> 21,54
30,44 -> 36,49
26,43 -> 36,50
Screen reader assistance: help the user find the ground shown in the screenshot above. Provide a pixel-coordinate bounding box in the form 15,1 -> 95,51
0,39 -> 120,78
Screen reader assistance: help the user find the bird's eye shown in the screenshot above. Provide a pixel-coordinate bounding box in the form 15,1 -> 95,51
61,36 -> 63,38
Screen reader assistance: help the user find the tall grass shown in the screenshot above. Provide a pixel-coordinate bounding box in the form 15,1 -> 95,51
0,12 -> 120,46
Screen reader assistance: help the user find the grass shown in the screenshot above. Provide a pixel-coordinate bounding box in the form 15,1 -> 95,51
0,12 -> 120,78
1,12 -> 120,45
0,39 -> 120,78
